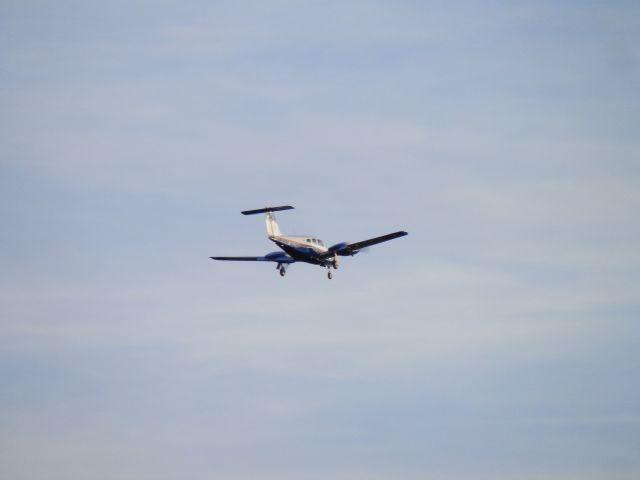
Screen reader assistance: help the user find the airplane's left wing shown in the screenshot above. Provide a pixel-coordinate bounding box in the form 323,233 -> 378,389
210,256 -> 263,261
210,252 -> 295,263
317,230 -> 408,259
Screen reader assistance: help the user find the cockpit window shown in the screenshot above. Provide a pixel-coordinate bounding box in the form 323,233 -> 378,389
305,238 -> 324,246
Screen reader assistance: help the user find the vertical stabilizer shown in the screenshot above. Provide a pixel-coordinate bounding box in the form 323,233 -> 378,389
240,205 -> 293,238
266,212 -> 281,237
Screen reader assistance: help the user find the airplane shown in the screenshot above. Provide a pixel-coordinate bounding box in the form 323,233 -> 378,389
210,205 -> 408,279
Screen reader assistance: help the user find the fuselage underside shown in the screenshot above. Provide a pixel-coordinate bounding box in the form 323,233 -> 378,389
270,235 -> 333,266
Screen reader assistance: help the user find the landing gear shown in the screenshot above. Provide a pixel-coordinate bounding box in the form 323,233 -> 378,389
277,263 -> 286,277
326,255 -> 337,280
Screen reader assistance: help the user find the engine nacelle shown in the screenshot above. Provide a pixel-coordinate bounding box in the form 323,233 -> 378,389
329,242 -> 359,256
265,251 -> 289,261
329,242 -> 348,251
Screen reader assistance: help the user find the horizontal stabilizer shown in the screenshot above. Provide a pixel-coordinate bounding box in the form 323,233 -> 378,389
241,205 -> 294,215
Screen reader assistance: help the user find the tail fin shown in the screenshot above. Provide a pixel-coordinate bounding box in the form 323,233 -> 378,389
241,205 -> 293,238
265,211 -> 281,237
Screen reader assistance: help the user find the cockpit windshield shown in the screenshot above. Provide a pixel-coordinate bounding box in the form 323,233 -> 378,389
307,238 -> 325,247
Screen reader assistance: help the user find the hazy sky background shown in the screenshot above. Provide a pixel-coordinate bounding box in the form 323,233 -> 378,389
1,1 -> 639,479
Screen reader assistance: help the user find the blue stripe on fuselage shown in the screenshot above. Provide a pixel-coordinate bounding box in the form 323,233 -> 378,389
272,238 -> 327,266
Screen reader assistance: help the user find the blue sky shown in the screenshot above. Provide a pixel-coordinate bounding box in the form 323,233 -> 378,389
1,1 -> 639,479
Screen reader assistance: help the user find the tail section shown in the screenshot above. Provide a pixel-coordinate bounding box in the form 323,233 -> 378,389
266,211 -> 281,237
241,205 -> 294,238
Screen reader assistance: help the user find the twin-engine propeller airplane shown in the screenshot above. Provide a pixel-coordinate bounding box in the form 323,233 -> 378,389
210,205 -> 408,279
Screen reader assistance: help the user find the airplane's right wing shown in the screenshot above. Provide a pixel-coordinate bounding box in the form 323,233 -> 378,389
337,230 -> 408,253
317,230 -> 408,259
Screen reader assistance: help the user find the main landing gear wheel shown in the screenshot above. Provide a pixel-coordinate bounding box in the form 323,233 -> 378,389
279,268 -> 286,277
327,271 -> 332,280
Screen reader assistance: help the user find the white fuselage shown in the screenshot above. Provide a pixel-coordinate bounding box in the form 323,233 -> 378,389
269,235 -> 333,265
